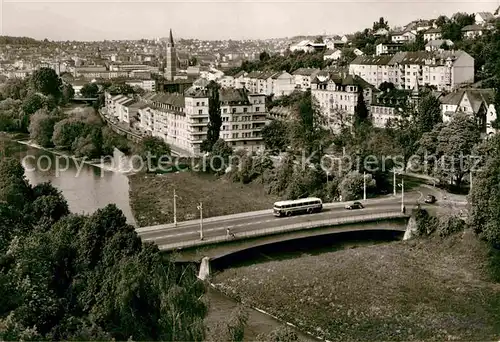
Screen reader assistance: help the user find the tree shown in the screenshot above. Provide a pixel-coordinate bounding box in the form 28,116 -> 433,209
135,136 -> 171,171
416,92 -> 442,134
313,36 -> 324,44
28,109 -> 57,147
353,90 -> 369,127
379,82 -> 395,92
80,83 -> 99,98
468,134 -> 500,246
373,17 -> 389,31
208,139 -> 232,173
22,92 -> 44,115
201,81 -> 222,153
30,67 -> 62,99
435,112 -> 480,189
106,83 -> 134,96
261,120 -> 290,153
60,84 -> 75,105
435,15 -> 448,27
290,90 -> 327,157
259,51 -> 270,62
338,171 -> 376,201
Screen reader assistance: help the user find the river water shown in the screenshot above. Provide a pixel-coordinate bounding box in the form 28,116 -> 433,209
5,140 -> 137,225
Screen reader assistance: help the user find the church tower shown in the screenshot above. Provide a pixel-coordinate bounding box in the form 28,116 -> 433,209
165,29 -> 176,81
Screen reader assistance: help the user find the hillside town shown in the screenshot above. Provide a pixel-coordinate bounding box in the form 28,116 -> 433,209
2,4 -> 500,342
2,10 -> 500,156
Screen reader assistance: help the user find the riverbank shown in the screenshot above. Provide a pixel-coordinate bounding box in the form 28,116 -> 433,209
15,139 -> 138,174
128,172 -> 278,227
212,230 -> 500,341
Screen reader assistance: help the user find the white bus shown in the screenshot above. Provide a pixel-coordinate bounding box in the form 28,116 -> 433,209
273,197 -> 323,217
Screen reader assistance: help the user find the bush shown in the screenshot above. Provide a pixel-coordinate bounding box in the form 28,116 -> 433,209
437,215 -> 465,238
414,208 -> 438,236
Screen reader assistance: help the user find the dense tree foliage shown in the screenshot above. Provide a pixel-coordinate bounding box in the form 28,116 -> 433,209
80,83 -> 99,98
226,50 -> 332,75
0,157 -> 207,341
201,81 -> 222,153
30,67 -> 62,99
134,136 -> 171,171
468,134 -> 500,247
416,92 -> 442,134
261,119 -> 290,153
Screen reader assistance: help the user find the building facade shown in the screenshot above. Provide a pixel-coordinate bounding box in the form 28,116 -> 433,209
311,73 -> 375,132
349,50 -> 474,91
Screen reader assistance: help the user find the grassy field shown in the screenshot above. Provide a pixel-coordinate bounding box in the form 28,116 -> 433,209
129,172 -> 278,227
212,230 -> 500,341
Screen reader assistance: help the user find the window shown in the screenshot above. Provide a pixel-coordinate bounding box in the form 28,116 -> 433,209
232,125 -> 239,130
243,107 -> 248,113
223,108 -> 227,113
256,107 -> 260,112
198,109 -> 202,114
196,102 -> 199,106
232,108 -> 236,113
201,102 -> 205,106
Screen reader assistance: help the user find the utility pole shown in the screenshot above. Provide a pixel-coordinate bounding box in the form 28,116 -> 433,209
401,177 -> 405,213
363,171 -> 367,201
393,170 -> 397,196
173,189 -> 178,227
197,202 -> 203,240
470,171 -> 473,192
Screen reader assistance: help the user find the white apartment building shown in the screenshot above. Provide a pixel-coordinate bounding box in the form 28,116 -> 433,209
125,79 -> 156,92
311,73 -> 375,132
292,68 -> 320,91
140,91 -> 207,155
271,71 -> 295,97
375,43 -> 403,56
219,88 -> 267,153
105,93 -> 137,123
440,88 -> 497,135
423,28 -> 442,41
391,31 -> 416,43
349,50 -> 474,91
223,70 -> 294,98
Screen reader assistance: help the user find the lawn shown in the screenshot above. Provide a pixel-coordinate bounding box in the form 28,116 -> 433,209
212,230 -> 500,341
129,171 -> 279,227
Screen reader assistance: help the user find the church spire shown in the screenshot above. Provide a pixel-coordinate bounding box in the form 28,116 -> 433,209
169,29 -> 174,47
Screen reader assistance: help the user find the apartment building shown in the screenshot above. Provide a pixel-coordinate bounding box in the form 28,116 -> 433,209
423,28 -> 442,41
375,43 -> 403,56
292,68 -> 320,91
370,89 -> 412,128
391,31 -> 416,43
125,79 -> 156,92
349,50 -> 474,91
219,88 -> 267,153
140,91 -> 206,155
440,88 -> 497,135
220,70 -> 294,98
105,93 -> 137,123
310,73 -> 375,132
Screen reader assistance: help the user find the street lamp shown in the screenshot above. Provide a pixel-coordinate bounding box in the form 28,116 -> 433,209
173,189 -> 178,227
363,171 -> 367,201
398,175 -> 405,213
197,202 -> 204,240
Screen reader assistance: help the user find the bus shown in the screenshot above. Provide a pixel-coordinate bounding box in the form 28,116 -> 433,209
273,197 -> 323,217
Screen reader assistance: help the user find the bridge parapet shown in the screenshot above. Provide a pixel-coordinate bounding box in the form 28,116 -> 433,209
158,212 -> 409,252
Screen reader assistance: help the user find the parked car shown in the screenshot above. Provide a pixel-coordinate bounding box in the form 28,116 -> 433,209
424,194 -> 437,204
345,201 -> 364,210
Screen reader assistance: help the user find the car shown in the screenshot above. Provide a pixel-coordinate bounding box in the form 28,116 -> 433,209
424,194 -> 437,204
345,201 -> 364,210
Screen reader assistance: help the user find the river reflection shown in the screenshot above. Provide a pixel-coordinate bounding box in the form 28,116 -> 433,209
5,140 -> 137,226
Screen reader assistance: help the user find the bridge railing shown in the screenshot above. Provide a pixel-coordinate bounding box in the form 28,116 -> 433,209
156,211 -> 409,251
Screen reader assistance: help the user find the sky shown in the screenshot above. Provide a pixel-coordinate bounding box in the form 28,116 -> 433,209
0,0 -> 499,41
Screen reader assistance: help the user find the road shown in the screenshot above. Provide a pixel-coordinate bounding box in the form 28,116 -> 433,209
137,192 -> 427,248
